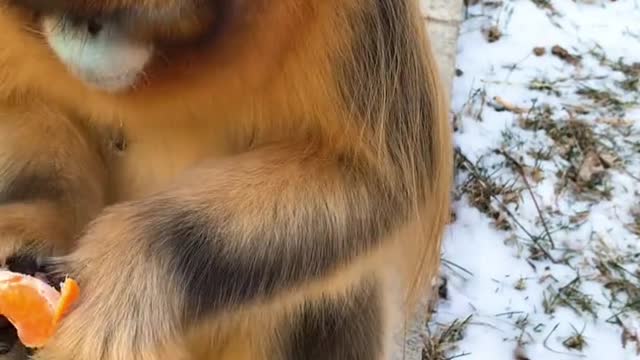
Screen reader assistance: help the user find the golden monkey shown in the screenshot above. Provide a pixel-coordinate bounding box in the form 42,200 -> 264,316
0,0 -> 452,358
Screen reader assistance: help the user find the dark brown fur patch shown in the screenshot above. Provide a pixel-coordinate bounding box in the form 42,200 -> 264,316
281,278 -> 384,360
141,153 -> 405,321
0,171 -> 64,204
10,0 -> 135,18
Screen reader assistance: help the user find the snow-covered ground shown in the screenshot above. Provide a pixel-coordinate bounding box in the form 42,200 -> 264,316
429,1 -> 640,359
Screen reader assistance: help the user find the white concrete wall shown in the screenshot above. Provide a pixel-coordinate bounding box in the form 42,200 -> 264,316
393,1 -> 464,359
421,0 -> 465,94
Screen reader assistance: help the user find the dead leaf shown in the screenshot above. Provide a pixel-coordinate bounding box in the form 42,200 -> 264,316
551,45 -> 581,65
484,26 -> 502,43
578,152 -> 605,183
599,153 -> 619,168
492,96 -> 527,114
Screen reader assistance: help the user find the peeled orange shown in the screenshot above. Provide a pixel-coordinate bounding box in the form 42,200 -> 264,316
0,270 -> 79,348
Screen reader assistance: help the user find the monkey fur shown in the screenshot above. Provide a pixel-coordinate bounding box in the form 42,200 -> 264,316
0,0 -> 452,358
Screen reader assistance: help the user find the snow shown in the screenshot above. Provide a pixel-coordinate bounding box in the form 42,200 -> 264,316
431,0 -> 640,359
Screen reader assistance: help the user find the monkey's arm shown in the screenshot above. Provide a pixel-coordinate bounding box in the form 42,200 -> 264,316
34,141 -> 412,359
0,106 -> 106,356
0,106 -> 107,262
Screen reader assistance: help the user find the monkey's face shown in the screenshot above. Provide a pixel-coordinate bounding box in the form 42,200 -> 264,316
1,0 -> 316,113
10,0 -> 229,93
0,0 -> 297,101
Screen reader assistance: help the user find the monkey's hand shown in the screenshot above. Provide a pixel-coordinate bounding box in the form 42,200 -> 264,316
0,202 -> 77,359
31,203 -> 190,360
0,107 -> 107,358
33,142 -> 414,359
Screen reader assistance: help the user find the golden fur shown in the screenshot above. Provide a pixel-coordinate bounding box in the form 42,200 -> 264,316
0,0 -> 452,358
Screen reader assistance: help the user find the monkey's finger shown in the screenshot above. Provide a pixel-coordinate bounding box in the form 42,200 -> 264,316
0,317 -> 18,355
5,255 -> 39,276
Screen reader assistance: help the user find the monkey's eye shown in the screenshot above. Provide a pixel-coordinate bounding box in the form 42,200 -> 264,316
8,0 -> 120,19
8,0 -> 220,38
10,0 -> 220,43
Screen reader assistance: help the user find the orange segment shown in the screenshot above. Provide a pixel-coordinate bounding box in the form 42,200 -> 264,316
53,278 -> 80,325
0,270 -> 80,348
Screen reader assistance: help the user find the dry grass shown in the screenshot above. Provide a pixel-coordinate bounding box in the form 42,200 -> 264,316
423,316 -> 473,360
430,0 -> 640,358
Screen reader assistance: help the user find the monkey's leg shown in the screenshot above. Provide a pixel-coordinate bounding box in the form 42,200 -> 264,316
34,141 -> 419,360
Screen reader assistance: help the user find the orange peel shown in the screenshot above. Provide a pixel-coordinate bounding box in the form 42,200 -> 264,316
0,270 -> 79,348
